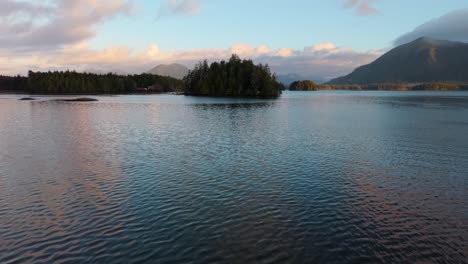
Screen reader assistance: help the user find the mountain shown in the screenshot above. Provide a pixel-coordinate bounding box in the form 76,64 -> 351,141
147,64 -> 189,79
328,37 -> 468,84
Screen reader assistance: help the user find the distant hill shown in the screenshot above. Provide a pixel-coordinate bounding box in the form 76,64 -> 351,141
147,64 -> 189,80
328,37 -> 468,84
277,73 -> 304,86
277,73 -> 327,85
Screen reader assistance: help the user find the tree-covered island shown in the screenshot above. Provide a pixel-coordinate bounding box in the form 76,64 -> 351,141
183,55 -> 283,98
289,80 -> 319,91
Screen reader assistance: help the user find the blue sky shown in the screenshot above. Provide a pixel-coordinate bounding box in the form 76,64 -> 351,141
1,0 -> 467,80
90,0 -> 467,52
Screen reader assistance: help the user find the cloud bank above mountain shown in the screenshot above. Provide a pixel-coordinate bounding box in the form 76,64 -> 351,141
394,9 -> 468,46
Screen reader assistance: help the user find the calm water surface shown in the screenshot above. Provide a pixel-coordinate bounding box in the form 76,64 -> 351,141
0,91 -> 467,263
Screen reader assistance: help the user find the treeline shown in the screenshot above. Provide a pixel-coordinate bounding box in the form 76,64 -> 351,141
28,71 -> 132,94
286,80 -> 468,91
129,73 -> 184,93
411,83 -> 468,91
184,55 -> 283,98
324,83 -> 468,91
321,83 -> 410,91
289,80 -> 319,91
0,71 -> 184,94
0,75 -> 28,92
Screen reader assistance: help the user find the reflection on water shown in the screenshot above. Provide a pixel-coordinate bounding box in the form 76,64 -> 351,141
0,91 -> 467,263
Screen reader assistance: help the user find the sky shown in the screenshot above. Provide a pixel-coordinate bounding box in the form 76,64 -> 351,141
1,0 -> 467,81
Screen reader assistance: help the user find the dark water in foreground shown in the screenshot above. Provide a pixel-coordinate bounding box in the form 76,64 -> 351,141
0,91 -> 467,263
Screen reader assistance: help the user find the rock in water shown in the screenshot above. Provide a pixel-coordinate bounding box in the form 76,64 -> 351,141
57,97 -> 99,102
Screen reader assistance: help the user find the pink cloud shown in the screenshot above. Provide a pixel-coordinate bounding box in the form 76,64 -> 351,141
344,0 -> 378,15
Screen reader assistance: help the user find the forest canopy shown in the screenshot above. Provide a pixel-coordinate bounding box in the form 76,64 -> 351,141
0,75 -> 28,92
0,72 -> 183,94
183,55 -> 283,98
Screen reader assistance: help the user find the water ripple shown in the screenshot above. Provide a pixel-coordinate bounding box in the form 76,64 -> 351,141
0,92 -> 467,263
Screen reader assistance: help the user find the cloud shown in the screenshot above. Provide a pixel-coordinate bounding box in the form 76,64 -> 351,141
0,0 -> 132,51
1,41 -> 380,82
394,8 -> 468,46
269,44 -> 380,81
304,42 -> 339,53
158,0 -> 202,17
344,0 -> 378,15
0,0 -> 53,16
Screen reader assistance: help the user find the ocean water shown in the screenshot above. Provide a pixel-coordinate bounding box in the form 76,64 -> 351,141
0,91 -> 467,263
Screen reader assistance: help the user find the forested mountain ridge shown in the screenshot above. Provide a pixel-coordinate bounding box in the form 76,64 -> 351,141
328,37 -> 468,84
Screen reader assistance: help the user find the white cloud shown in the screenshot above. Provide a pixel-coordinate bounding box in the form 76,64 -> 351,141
0,0 -> 132,50
275,48 -> 295,57
343,0 -> 378,15
304,42 -> 339,53
394,8 -> 468,46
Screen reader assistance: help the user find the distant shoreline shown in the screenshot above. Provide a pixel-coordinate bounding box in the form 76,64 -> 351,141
3,90 -> 468,98
297,83 -> 468,92
0,90 -> 183,96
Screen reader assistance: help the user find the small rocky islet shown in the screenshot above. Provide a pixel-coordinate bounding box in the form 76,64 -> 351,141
53,97 -> 99,102
19,97 -> 98,102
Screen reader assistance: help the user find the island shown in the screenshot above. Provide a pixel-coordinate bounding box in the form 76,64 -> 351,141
289,80 -> 319,91
183,55 -> 283,98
